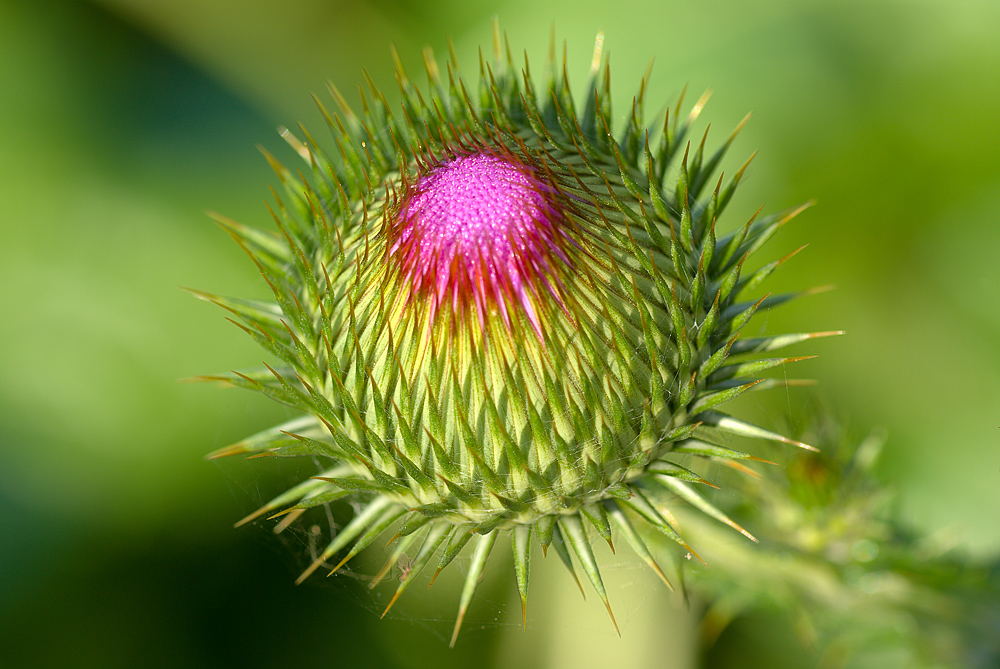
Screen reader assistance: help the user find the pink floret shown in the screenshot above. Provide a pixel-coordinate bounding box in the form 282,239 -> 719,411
389,152 -> 569,337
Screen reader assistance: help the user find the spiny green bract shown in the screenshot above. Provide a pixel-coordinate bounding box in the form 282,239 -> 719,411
194,25 -> 837,646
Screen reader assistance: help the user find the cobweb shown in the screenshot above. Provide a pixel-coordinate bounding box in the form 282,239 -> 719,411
208,434 -> 685,647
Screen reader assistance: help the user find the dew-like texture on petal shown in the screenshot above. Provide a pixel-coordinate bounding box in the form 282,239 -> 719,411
389,153 -> 568,333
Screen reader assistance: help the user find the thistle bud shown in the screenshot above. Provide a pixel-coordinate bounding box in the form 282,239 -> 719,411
195,24 -> 836,646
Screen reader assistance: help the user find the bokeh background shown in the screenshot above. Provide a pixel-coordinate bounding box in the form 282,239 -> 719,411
1,0 -> 998,667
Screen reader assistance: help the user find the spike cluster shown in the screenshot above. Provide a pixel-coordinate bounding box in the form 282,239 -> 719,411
195,24 -> 837,646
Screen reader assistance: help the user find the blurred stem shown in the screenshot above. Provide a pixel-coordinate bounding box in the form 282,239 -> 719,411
497,541 -> 697,669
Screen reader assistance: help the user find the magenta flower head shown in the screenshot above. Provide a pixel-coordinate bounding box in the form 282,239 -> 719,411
194,24 -> 837,646
387,147 -> 574,337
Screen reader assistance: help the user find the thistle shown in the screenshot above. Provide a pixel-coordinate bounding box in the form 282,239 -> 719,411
683,416 -> 1000,667
194,24 -> 837,645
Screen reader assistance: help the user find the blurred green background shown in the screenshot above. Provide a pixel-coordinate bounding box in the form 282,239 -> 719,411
1,0 -> 998,667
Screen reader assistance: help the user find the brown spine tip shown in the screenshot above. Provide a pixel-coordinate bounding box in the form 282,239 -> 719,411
604,599 -> 621,637
233,505 -> 271,528
295,554 -> 327,585
449,608 -> 467,648
649,561 -> 674,592
381,588 -> 404,619
273,508 -> 305,534
325,551 -> 355,578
